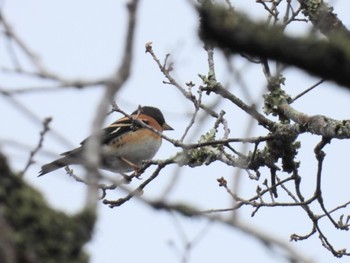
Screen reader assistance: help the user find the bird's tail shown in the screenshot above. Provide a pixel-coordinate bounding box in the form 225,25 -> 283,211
38,156 -> 76,176
38,147 -> 82,176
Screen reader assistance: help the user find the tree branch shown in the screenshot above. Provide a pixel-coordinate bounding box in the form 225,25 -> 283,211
198,4 -> 350,89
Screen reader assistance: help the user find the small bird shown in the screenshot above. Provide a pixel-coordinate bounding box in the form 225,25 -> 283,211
39,106 -> 173,176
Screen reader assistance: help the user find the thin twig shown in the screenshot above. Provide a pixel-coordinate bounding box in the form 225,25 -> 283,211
291,79 -> 324,103
20,117 -> 52,176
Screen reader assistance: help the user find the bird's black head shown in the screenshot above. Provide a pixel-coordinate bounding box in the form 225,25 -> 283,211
132,106 -> 173,130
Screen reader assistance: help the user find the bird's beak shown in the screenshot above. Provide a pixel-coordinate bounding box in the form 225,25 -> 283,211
162,123 -> 174,130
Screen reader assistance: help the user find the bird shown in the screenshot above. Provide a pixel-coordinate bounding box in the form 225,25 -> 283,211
38,106 -> 173,176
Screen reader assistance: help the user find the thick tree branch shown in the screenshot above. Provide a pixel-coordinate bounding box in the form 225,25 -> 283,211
0,154 -> 96,262
198,4 -> 350,89
299,0 -> 350,37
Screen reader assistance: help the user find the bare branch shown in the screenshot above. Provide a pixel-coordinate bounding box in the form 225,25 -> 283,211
83,0 -> 140,213
20,117 -> 52,176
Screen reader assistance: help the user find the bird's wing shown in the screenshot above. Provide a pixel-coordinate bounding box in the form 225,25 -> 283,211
75,115 -> 151,148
